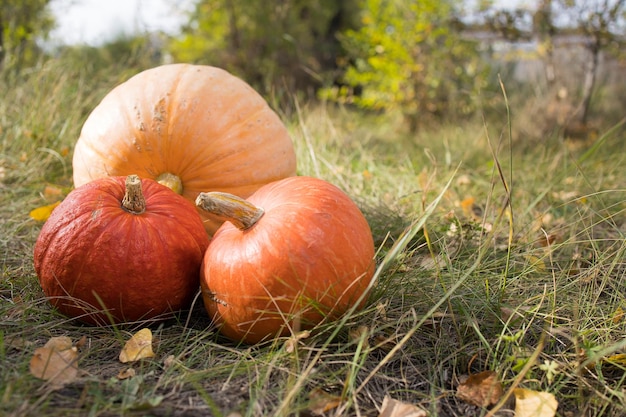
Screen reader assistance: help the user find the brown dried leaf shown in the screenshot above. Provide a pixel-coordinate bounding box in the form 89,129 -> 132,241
74,335 -> 88,349
537,232 -> 560,248
119,328 -> 155,363
378,395 -> 428,417
284,330 -> 311,354
349,325 -> 370,350
513,388 -> 558,417
307,387 -> 342,415
375,302 -> 388,320
456,370 -> 503,408
163,355 -> 177,369
43,185 -> 63,200
117,367 -> 136,380
29,336 -> 79,388
372,332 -> 398,353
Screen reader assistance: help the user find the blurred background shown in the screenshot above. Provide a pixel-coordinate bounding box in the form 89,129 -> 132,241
2,0 -> 625,142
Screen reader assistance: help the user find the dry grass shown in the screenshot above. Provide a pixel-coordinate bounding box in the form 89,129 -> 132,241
2,59 -> 626,416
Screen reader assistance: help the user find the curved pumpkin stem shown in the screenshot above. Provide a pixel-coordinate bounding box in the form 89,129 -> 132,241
195,192 -> 264,230
122,175 -> 146,214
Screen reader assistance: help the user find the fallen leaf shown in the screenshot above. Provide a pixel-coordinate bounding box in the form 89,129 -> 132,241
612,307 -> 624,324
378,395 -> 427,417
284,330 -> 311,354
513,388 -> 558,417
75,335 -> 88,349
29,336 -> 79,388
456,370 -> 502,408
43,185 -> 63,200
119,328 -> 155,363
349,325 -> 370,350
117,367 -> 136,380
307,387 -> 342,415
603,353 -> 626,367
375,302 -> 388,321
537,232 -> 560,248
163,355 -> 177,369
525,254 -> 547,273
554,190 -> 579,202
456,174 -> 471,186
29,201 -> 61,222
372,332 -> 398,353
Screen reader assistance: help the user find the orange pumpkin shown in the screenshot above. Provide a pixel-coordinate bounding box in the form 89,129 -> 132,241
72,64 -> 296,235
34,175 -> 210,325
195,176 -> 376,344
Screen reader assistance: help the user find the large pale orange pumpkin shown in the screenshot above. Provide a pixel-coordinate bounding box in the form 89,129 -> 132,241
195,176 -> 376,344
34,175 -> 210,325
73,64 -> 296,235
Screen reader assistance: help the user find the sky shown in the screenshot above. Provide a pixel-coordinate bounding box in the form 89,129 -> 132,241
48,0 -> 539,47
49,0 -> 195,46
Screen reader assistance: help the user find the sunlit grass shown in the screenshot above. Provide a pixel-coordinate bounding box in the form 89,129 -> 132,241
2,58 -> 626,416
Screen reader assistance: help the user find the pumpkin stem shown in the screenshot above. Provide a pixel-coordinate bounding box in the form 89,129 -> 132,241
156,172 -> 183,195
195,192 -> 264,230
122,175 -> 146,214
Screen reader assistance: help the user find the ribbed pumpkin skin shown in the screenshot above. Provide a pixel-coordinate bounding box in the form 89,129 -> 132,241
72,64 -> 296,235
34,176 -> 210,325
200,176 -> 376,344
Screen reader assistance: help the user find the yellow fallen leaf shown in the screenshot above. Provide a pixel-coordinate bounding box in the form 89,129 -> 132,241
603,353 -> 626,367
29,201 -> 61,222
456,370 -> 503,408
612,306 -> 624,324
460,196 -> 483,220
29,336 -> 79,388
378,395 -> 427,417
514,388 -> 558,417
119,328 -> 155,363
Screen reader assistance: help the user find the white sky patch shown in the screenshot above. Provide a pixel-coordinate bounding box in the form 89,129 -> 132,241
49,0 -> 194,46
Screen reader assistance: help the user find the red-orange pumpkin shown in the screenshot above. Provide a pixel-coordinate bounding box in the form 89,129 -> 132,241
72,63 -> 296,235
195,176 -> 376,344
34,175 -> 210,325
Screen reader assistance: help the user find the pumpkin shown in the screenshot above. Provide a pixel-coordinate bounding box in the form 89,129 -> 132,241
33,175 -> 210,325
72,63 -> 297,235
195,176 -> 376,344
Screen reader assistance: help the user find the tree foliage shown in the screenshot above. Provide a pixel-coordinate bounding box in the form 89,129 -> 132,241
168,0 -> 358,97
0,0 -> 54,70
320,0 -> 489,131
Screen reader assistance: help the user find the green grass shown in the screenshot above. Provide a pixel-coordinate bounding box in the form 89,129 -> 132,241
2,59 -> 626,416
